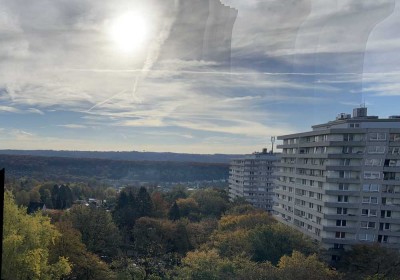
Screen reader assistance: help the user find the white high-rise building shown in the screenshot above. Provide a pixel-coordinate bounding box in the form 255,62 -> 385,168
273,108 -> 400,260
229,149 -> 278,211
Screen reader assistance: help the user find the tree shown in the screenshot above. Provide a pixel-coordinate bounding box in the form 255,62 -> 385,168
191,189 -> 229,218
176,197 -> 200,221
14,189 -> 30,206
29,189 -> 41,203
173,249 -> 276,280
113,188 -> 138,230
218,212 -> 275,232
133,217 -> 191,256
277,251 -> 341,280
338,244 -> 400,280
2,191 -> 71,280
51,184 -> 73,209
165,185 -> 188,203
248,223 -> 318,264
151,191 -> 169,218
67,205 -> 121,258
49,222 -> 116,280
168,201 -> 181,221
186,219 -> 218,249
39,188 -> 53,208
137,187 -> 153,217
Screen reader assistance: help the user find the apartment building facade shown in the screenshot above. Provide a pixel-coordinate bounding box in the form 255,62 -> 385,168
229,149 -> 278,211
273,108 -> 400,259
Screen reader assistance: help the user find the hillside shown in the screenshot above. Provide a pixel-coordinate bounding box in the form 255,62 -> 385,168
0,150 -> 242,164
0,154 -> 229,184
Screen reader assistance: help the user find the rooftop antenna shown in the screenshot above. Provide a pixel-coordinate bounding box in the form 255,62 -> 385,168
271,136 -> 276,154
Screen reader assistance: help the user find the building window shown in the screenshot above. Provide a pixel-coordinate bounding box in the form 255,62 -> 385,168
361,221 -> 376,229
364,171 -> 381,180
343,134 -> 354,141
336,220 -> 347,227
342,147 -> 353,154
379,223 -> 390,231
369,133 -> 386,141
362,196 -> 378,204
370,209 -> 377,217
368,146 -> 386,154
381,210 -> 391,218
337,207 -> 348,215
390,134 -> 400,142
335,232 -> 346,239
378,235 -> 388,243
365,159 -> 382,166
333,243 -> 344,249
338,183 -> 349,191
359,233 -> 375,241
389,147 -> 400,155
362,184 -> 380,192
338,195 -> 348,203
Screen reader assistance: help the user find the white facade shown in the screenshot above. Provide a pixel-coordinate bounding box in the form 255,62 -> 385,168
229,149 -> 278,211
273,108 -> 400,260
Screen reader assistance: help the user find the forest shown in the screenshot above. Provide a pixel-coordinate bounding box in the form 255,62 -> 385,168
0,154 -> 229,184
3,179 -> 400,280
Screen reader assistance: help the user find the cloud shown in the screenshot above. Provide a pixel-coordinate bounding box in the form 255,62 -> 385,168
57,124 -> 87,129
27,108 -> 45,115
0,105 -> 20,113
0,0 -> 399,153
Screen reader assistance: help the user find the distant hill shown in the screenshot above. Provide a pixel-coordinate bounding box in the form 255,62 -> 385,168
0,150 -> 242,164
0,154 -> 230,184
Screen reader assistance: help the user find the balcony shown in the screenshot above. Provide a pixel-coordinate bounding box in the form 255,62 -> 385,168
324,214 -> 361,221
322,238 -> 357,245
325,202 -> 360,208
326,177 -> 361,184
325,190 -> 360,196
323,226 -> 357,233
325,165 -> 362,171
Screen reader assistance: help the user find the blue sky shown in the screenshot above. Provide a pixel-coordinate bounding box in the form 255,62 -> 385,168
0,0 -> 399,154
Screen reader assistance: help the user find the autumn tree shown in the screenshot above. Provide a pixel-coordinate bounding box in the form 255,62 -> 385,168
2,191 -> 71,280
176,197 -> 200,221
133,217 -> 191,256
151,191 -> 169,218
173,249 -> 276,280
338,244 -> 400,280
248,223 -> 318,264
276,251 -> 341,280
164,185 -> 188,204
49,222 -> 116,280
66,205 -> 121,258
191,189 -> 229,218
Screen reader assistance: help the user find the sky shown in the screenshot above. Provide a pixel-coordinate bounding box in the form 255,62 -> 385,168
0,0 -> 399,154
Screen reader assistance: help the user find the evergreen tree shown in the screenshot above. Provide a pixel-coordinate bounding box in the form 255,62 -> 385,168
113,189 -> 137,230
169,202 -> 181,221
137,187 -> 153,217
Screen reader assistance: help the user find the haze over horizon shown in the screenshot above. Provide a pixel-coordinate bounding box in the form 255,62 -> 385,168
1,0 -> 400,154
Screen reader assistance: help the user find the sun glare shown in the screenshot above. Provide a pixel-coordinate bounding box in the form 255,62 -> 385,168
108,12 -> 148,53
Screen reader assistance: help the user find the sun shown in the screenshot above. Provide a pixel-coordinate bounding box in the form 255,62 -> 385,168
108,12 -> 148,53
